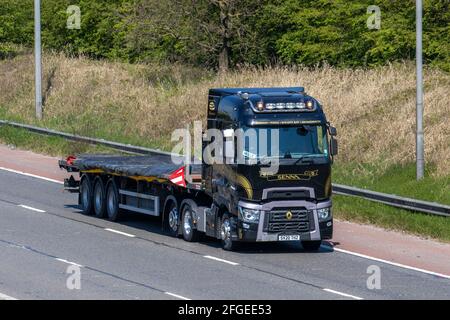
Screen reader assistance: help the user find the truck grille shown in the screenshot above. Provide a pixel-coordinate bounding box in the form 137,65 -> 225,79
266,207 -> 312,233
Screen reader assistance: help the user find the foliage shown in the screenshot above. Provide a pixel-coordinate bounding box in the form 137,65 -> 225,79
0,0 -> 449,69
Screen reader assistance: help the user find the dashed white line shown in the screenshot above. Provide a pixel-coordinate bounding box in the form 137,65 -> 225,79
18,204 -> 46,213
55,258 -> 84,268
0,292 -> 18,300
0,167 -> 62,184
323,288 -> 363,300
333,247 -> 450,280
104,228 -> 136,238
165,292 -> 191,300
203,255 -> 239,266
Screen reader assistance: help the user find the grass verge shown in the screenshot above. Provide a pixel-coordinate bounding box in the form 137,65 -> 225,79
333,163 -> 450,206
0,125 -> 121,157
333,195 -> 450,242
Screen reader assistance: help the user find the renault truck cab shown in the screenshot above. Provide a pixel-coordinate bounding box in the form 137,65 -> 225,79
203,87 -> 338,250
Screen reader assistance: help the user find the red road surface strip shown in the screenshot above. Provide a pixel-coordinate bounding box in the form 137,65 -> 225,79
0,144 -> 449,277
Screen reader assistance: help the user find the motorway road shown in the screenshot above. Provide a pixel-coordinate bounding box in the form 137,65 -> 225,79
0,169 -> 449,300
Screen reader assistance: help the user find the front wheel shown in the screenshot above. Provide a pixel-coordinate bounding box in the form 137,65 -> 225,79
220,213 -> 238,251
301,240 -> 322,251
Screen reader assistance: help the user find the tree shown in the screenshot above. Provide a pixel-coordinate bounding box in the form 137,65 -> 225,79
128,0 -> 262,70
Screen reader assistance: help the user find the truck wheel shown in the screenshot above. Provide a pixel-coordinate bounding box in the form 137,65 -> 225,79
93,177 -> 106,218
301,240 -> 322,251
79,175 -> 93,215
220,213 -> 238,251
181,204 -> 199,242
106,179 -> 122,221
165,202 -> 179,237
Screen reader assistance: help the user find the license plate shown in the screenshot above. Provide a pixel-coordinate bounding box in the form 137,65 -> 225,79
278,234 -> 300,241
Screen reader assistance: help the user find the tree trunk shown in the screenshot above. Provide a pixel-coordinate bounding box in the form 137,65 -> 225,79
218,1 -> 231,72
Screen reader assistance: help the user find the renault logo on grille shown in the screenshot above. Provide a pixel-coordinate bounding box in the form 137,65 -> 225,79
286,210 -> 293,220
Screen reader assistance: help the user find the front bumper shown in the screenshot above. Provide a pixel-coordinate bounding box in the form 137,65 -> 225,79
233,199 -> 333,242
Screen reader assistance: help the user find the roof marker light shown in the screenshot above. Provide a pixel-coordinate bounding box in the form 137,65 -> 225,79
296,102 -> 306,109
286,102 -> 296,109
265,103 -> 276,110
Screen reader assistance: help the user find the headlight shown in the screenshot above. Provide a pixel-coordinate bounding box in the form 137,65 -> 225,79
239,207 -> 260,223
317,207 -> 332,221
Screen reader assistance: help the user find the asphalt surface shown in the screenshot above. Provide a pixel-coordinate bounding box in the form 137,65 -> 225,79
0,169 -> 449,300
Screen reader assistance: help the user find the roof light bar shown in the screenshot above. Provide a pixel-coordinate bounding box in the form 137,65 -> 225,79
250,100 -> 316,112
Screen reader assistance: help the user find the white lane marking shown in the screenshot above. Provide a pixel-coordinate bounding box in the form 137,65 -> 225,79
333,247 -> 450,280
203,255 -> 239,266
0,292 -> 18,300
104,228 -> 136,238
165,292 -> 191,300
55,258 -> 84,268
323,288 -> 363,300
18,204 -> 46,213
0,166 -> 63,184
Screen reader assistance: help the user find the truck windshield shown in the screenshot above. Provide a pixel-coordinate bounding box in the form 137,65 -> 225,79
241,125 -> 329,162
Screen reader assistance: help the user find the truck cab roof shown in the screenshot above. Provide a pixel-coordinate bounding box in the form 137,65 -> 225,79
208,87 -> 326,127
209,87 -> 305,97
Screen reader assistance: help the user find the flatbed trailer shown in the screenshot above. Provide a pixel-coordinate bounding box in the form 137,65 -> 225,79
59,153 -> 206,230
60,87 -> 338,251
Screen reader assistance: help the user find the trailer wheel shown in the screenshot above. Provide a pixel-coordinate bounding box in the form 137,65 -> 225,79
93,177 -> 106,218
106,179 -> 122,221
181,204 -> 199,242
301,240 -> 322,251
79,175 -> 93,215
220,213 -> 238,251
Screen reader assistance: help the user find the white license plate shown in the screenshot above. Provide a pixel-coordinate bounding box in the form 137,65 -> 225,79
278,234 -> 300,241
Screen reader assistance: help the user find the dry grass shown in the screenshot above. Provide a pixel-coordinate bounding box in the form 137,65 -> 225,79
1,53 -> 449,176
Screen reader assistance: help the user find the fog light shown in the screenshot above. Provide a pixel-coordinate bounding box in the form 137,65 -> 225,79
239,207 -> 260,223
317,207 -> 331,221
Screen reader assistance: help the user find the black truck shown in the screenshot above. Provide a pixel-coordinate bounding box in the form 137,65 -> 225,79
60,87 -> 338,251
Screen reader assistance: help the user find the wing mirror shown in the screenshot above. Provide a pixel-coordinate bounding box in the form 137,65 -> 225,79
330,137 -> 338,156
329,126 -> 337,136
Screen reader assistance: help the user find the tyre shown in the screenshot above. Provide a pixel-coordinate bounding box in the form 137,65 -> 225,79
164,202 -> 179,237
106,179 -> 122,221
181,204 -> 199,242
93,177 -> 106,218
220,213 -> 238,251
79,175 -> 93,215
301,240 -> 322,251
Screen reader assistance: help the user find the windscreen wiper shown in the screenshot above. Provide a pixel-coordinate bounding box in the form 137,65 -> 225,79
293,155 -> 315,165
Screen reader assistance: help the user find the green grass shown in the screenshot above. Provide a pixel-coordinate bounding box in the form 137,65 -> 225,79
332,162 -> 450,242
333,162 -> 450,205
333,195 -> 450,242
0,125 -> 122,157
